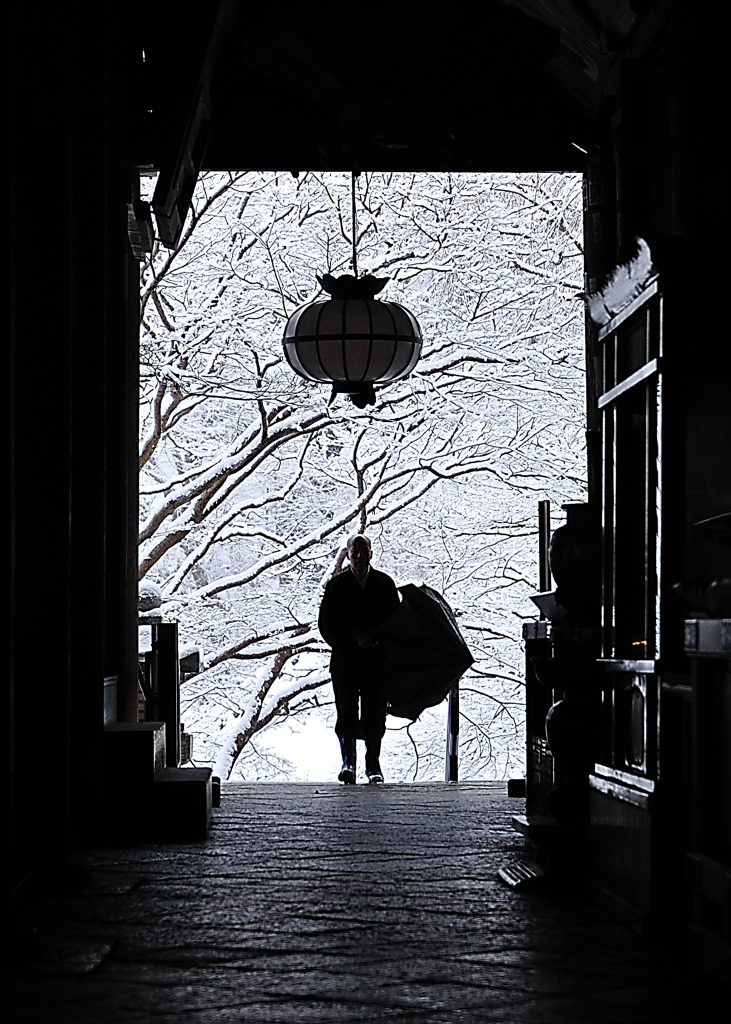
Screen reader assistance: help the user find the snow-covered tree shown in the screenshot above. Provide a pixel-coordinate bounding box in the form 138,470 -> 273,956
139,170 -> 586,781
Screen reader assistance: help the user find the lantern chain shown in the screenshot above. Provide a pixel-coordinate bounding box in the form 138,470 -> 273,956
351,171 -> 358,280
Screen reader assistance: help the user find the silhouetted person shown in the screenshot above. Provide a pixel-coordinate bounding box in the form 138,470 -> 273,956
318,534 -> 400,783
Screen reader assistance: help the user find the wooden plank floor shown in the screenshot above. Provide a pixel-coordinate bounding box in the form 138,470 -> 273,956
4,782 -> 726,1023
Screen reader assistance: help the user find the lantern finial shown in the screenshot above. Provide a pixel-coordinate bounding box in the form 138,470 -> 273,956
318,273 -> 389,300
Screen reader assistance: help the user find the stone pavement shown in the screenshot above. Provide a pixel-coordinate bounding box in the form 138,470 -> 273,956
4,782 -> 727,1023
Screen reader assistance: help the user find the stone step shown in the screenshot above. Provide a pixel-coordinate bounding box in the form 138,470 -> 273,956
103,721 -> 167,784
101,723 -> 213,843
151,767 -> 213,842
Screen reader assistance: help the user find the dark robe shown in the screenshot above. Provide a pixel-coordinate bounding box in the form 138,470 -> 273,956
318,566 -> 400,739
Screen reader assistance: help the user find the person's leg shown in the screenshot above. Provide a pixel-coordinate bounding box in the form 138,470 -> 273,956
337,736 -> 357,783
364,735 -> 384,783
331,662 -> 358,783
360,678 -> 387,783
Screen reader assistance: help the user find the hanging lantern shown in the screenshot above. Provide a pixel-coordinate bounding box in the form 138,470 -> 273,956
281,173 -> 422,408
282,273 -> 422,407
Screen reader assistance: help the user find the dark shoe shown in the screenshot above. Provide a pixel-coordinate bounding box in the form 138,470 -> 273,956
338,736 -> 357,784
365,752 -> 384,784
365,736 -> 384,783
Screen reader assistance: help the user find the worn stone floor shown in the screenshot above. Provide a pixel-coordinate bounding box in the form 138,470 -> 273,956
4,782 -> 727,1023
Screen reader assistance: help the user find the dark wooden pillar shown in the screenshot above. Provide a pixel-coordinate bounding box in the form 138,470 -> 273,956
9,4 -> 77,878
8,4 -> 138,878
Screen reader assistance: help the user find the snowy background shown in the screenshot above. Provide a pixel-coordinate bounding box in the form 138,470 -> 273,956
138,170 -> 586,783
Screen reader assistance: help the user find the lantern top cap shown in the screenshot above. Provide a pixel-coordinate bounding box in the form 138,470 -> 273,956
317,273 -> 389,300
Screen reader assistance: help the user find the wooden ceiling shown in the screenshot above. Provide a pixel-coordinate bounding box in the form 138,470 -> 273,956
136,0 -> 660,245
139,1 -> 658,172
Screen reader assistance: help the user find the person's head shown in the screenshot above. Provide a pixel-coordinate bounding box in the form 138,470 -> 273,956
346,534 -> 372,579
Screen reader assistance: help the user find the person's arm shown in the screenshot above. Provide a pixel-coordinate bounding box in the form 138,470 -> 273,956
361,571 -> 400,642
375,572 -> 401,621
318,578 -> 352,650
384,575 -> 400,616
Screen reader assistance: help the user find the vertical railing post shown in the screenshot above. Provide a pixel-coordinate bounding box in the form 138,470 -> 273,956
154,622 -> 181,767
538,499 -> 551,608
445,684 -> 459,782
